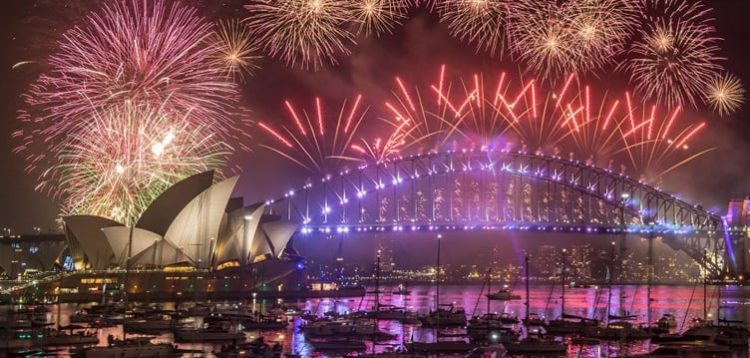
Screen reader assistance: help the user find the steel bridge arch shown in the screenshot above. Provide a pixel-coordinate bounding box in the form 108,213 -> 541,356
266,149 -> 730,275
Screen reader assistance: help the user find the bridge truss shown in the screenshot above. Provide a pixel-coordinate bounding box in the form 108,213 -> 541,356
266,150 -> 741,276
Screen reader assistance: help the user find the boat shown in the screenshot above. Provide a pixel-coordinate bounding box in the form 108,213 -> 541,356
240,314 -> 289,330
186,303 -> 212,317
409,340 -> 478,354
584,320 -> 653,340
485,287 -> 521,301
308,338 -> 367,352
468,325 -> 520,345
124,314 -> 175,333
714,319 -> 750,347
467,313 -> 519,331
0,318 -> 32,329
523,313 -> 547,327
215,336 -> 283,358
392,283 -> 411,295
365,304 -> 419,323
302,318 -> 396,340
504,335 -> 567,354
570,336 -> 600,345
545,314 -> 600,335
418,304 -> 467,327
72,336 -> 175,358
637,341 -> 732,356
657,313 -> 678,330
174,325 -> 246,343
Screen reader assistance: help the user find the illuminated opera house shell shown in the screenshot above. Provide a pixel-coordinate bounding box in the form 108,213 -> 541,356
62,171 -> 297,270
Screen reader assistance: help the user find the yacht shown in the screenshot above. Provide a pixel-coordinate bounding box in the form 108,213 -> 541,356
308,337 -> 367,352
485,288 -> 521,301
585,321 -> 653,340
365,304 -> 419,323
302,318 -> 396,341
124,314 -> 175,333
409,340 -> 478,354
240,314 -> 289,330
174,325 -> 246,343
545,314 -> 599,335
392,283 -> 411,295
72,336 -> 175,358
504,335 -> 567,354
418,304 -> 467,327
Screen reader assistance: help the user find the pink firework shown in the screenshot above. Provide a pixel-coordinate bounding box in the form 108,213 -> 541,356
259,96 -> 368,174
21,0 -> 240,155
17,0 -> 248,215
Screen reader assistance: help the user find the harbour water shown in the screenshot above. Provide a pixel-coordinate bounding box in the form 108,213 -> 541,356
5,283 -> 750,357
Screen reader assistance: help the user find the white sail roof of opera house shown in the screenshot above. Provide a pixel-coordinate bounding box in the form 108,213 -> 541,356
162,175 -> 239,267
62,171 -> 299,270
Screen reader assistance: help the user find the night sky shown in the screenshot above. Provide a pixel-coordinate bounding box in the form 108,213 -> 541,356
1,0 -> 750,233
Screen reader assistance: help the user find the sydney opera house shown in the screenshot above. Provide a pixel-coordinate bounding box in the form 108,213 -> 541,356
2,171 -> 304,301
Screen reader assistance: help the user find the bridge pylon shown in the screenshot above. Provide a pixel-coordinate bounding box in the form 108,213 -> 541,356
726,198 -> 750,279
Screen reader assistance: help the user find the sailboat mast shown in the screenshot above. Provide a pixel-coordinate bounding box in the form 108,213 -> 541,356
435,234 -> 442,312
703,249 -> 707,321
647,231 -> 653,327
561,248 -> 566,316
375,249 -> 381,312
486,268 -> 491,314
525,255 -> 530,321
607,241 -> 615,324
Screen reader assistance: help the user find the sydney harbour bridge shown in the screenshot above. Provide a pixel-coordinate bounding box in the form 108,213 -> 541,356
265,149 -> 749,278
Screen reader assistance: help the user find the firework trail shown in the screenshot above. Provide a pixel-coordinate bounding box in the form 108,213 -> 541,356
351,121 -> 414,164
620,0 -> 723,108
245,0 -> 355,70
617,100 -> 711,181
380,66 -> 459,151
350,0 -> 408,36
373,66 -> 712,180
259,96 -> 367,174
207,19 -> 262,82
436,0 -> 514,57
45,100 -> 231,225
16,0 -> 248,221
704,73 -> 745,118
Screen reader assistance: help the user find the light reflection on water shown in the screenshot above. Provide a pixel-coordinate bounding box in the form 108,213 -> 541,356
12,284 -> 750,357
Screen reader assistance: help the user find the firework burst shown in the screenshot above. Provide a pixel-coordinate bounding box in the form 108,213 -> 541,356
511,1 -> 579,80
350,0 -> 407,37
259,96 -> 367,174
704,73 -> 745,117
48,100 -> 231,225
437,0 -> 514,56
566,0 -> 636,72
621,0 -> 723,108
207,19 -> 262,82
23,0 -> 239,137
16,0 -> 247,221
245,0 -> 355,70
